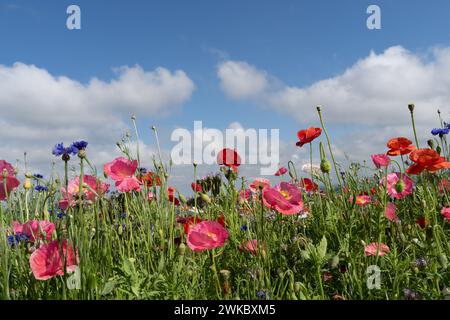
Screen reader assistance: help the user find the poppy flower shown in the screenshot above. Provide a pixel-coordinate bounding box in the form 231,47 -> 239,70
186,221 -> 229,251
139,171 -> 161,187
274,167 -> 287,176
382,173 -> 413,199
12,220 -> 55,243
177,214 -> 225,235
239,189 -> 252,203
29,240 -> 79,280
249,178 -> 270,193
0,160 -> 20,201
299,178 -> 318,192
168,186 -> 180,205
386,137 -> 416,156
262,182 -> 303,215
239,239 -> 262,256
406,148 -> 450,174
371,154 -> 391,168
364,242 -> 390,256
104,157 -> 141,193
191,182 -> 203,193
416,216 -> 428,229
61,175 -> 109,205
385,202 -> 399,222
350,195 -> 372,206
296,127 -> 322,147
441,207 -> 450,221
217,148 -> 241,172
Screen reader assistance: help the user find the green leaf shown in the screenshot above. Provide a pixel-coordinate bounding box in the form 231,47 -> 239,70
101,281 -> 116,296
317,236 -> 327,261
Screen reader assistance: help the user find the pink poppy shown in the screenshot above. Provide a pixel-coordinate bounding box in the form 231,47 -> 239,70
382,173 -> 413,199
239,189 -> 252,203
239,239 -> 260,256
364,242 -> 391,256
187,221 -> 229,251
249,178 -> 270,193
29,240 -> 79,280
371,154 -> 391,168
441,207 -> 450,221
350,194 -> 372,206
61,175 -> 109,204
104,157 -> 141,193
274,167 -> 288,176
13,220 -> 55,243
0,160 -> 20,200
262,182 -> 303,215
385,202 -> 399,222
148,191 -> 154,202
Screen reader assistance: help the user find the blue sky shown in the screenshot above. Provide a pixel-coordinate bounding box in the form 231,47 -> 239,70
1,0 -> 450,190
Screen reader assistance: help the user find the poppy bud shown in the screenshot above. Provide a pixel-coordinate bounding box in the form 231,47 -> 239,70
200,193 -> 211,204
25,172 -> 33,179
320,159 -> 331,174
316,105 -> 322,112
24,178 -> 32,190
178,193 -> 187,204
437,146 -> 442,155
427,139 -> 435,149
408,103 -> 415,112
178,243 -> 186,256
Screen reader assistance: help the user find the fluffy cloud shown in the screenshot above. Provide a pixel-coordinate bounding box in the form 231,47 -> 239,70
218,46 -> 450,126
217,46 -> 450,165
0,62 -> 195,174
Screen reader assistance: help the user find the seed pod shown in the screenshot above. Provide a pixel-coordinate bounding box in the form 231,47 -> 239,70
24,178 -> 32,190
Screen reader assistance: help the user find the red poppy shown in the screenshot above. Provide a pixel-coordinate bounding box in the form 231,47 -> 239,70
416,216 -> 428,229
299,178 -> 318,192
296,127 -> 322,147
217,148 -> 241,172
168,186 -> 180,205
139,171 -> 161,187
191,182 -> 203,193
406,148 -> 450,175
386,137 -> 415,156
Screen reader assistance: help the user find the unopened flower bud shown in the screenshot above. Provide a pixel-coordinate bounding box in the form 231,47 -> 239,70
178,243 -> 186,256
200,193 -> 211,204
427,139 -> 435,149
78,149 -> 87,159
320,159 -> 331,174
408,103 -> 415,112
25,172 -> 33,179
395,179 -> 406,193
437,146 -> 442,155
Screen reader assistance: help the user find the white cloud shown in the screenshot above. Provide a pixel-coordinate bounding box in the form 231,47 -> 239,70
0,62 -> 195,175
218,46 -> 450,126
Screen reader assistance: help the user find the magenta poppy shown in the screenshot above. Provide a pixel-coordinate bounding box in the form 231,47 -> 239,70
13,220 -> 55,243
104,157 -> 141,193
441,207 -> 450,221
274,167 -> 287,176
0,160 -> 20,200
186,221 -> 229,251
385,202 -> 399,222
371,154 -> 391,168
29,240 -> 79,280
262,182 -> 303,215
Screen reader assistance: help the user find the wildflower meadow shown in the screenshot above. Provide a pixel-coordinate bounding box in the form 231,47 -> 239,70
1,104 -> 449,300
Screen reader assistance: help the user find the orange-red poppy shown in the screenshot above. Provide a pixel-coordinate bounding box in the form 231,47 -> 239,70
139,171 -> 161,187
386,137 -> 416,156
296,127 -> 322,147
406,148 -> 450,174
217,148 -> 241,172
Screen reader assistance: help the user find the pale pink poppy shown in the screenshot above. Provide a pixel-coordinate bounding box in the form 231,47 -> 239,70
61,175 -> 109,204
0,160 -> 20,200
104,157 -> 141,193
239,239 -> 260,256
441,207 -> 450,221
274,167 -> 288,176
187,221 -> 229,251
371,154 -> 391,168
385,202 -> 399,222
382,173 -> 413,199
262,182 -> 303,215
148,191 -> 154,202
13,220 -> 55,243
249,178 -> 270,193
364,242 -> 391,256
29,240 -> 79,280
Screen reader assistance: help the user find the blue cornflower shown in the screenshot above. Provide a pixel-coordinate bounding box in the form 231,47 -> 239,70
256,289 -> 268,300
7,235 -> 16,246
431,128 -> 449,137
120,212 -> 128,219
52,143 -> 77,157
35,185 -> 48,192
57,212 -> 66,219
240,225 -> 248,231
71,140 -> 88,151
33,173 -> 44,179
